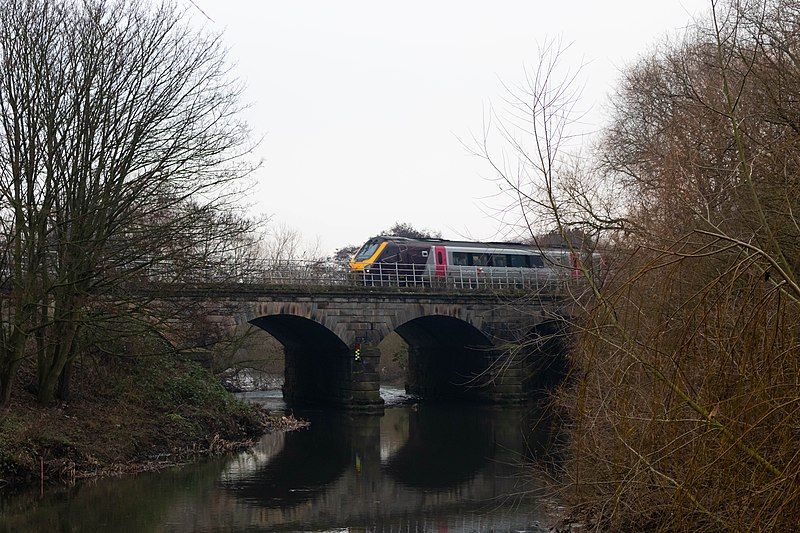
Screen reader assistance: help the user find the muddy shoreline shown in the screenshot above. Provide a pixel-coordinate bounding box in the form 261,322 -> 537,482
0,358 -> 309,492
0,404 -> 308,492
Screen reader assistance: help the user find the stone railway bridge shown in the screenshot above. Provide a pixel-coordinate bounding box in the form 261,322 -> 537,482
163,283 -> 573,410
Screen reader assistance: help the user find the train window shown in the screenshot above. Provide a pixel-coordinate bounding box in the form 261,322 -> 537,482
530,254 -> 544,267
469,253 -> 488,266
491,254 -> 508,267
437,251 -> 443,264
508,254 -> 530,268
355,242 -> 381,261
452,252 -> 469,266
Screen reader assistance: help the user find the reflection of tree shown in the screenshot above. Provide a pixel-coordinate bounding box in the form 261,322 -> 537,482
0,456 -> 229,531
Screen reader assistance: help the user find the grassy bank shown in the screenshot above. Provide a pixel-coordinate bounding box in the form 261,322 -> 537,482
0,354 -> 298,489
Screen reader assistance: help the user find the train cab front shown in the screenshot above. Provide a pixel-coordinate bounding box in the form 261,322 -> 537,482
349,238 -> 387,277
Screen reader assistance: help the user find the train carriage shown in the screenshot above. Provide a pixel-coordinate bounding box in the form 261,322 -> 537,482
349,236 -> 584,288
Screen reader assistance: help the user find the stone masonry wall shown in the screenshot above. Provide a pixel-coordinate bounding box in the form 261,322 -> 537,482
167,287 -> 564,409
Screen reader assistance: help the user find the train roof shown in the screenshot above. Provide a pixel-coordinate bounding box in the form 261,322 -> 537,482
373,235 -> 563,250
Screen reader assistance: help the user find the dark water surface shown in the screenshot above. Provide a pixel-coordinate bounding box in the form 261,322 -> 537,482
0,388 -> 557,532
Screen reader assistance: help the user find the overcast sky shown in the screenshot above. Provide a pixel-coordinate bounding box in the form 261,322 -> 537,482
189,1 -> 707,254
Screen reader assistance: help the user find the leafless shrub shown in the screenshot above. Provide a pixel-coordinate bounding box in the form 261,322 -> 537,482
481,1 -> 800,530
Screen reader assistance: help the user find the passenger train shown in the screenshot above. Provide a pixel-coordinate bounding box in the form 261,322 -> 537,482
348,236 -> 585,284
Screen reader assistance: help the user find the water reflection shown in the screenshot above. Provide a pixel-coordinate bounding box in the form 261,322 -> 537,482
0,398 -> 554,532
223,414 -> 356,507
384,407 -> 497,488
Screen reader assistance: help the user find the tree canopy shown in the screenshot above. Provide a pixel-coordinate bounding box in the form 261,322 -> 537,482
379,222 -> 442,240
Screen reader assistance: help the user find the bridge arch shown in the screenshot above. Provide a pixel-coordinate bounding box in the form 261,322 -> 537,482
249,314 -> 348,353
521,319 -> 571,390
248,313 -> 353,406
240,301 -> 350,345
362,304 -> 486,348
212,291 -> 565,407
392,314 -> 495,401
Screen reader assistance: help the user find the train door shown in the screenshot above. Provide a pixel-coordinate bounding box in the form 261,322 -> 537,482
434,246 -> 447,278
570,252 -> 580,278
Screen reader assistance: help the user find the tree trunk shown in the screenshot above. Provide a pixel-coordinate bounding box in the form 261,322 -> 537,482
0,363 -> 14,407
37,322 -> 79,405
36,289 -> 83,405
0,337 -> 27,407
57,360 -> 72,402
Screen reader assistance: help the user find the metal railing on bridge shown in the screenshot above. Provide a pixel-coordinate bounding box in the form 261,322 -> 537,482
204,260 -> 569,292
0,257 -> 576,295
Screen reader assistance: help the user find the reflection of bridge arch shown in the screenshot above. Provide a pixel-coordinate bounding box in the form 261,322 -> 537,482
221,407 -> 500,511
221,413 -> 353,507
382,405 -> 494,488
211,404 -> 548,530
395,315 -> 494,400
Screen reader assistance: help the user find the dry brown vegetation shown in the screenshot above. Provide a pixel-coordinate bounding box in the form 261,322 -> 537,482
481,1 -> 800,530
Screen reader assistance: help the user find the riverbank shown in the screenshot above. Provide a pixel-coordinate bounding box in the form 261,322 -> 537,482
0,355 -> 306,490
1,400 -> 554,531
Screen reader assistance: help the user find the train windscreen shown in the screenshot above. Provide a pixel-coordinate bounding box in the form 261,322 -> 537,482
354,241 -> 381,261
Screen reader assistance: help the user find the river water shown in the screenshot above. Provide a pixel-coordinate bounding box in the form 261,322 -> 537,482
0,388 -> 560,532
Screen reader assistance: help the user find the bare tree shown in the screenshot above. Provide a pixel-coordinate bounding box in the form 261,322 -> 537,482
261,222 -> 323,266
478,2 -> 800,529
0,0 -> 257,405
333,244 -> 360,262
